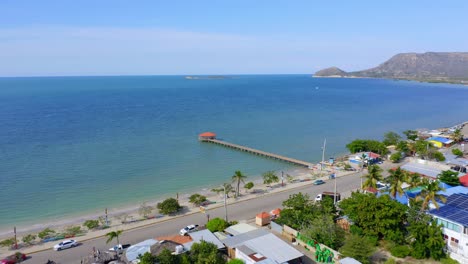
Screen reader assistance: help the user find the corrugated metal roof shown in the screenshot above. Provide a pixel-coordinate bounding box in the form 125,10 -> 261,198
224,223 -> 258,236
340,257 -> 362,264
401,163 -> 443,178
186,229 -> 225,250
237,244 -> 256,255
221,229 -> 270,247
438,186 -> 468,197
242,233 -> 303,263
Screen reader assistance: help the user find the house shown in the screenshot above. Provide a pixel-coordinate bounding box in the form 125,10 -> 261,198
348,152 -> 381,166
444,153 -> 468,172
183,229 -> 225,251
427,136 -> 454,148
438,186 -> 468,198
225,223 -> 258,236
222,229 -> 303,263
429,194 -> 468,263
124,239 -> 158,263
400,161 -> 452,180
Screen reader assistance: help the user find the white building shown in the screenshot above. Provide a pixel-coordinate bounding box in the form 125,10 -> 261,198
429,194 -> 468,264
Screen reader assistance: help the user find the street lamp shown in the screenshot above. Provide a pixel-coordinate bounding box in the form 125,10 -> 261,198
281,171 -> 284,187
223,185 -> 228,222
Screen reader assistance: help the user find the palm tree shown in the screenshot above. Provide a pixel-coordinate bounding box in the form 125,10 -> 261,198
262,171 -> 279,186
362,165 -> 383,190
232,170 -> 247,197
105,230 -> 123,245
407,173 -> 422,188
387,167 -> 408,198
417,179 -> 446,210
360,153 -> 367,171
451,128 -> 463,143
211,183 -> 234,198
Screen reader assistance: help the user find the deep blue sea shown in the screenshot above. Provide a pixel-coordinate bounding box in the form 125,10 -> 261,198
1,75 -> 468,231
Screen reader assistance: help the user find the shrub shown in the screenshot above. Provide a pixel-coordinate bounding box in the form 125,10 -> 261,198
244,182 -> 254,192
65,226 -> 83,236
83,220 -> 100,230
350,225 -> 363,236
365,235 -> 379,246
433,151 -> 445,161
390,152 -> 402,163
139,202 -> 154,218
0,238 -> 16,248
21,234 -> 36,245
206,217 -> 229,232
440,257 -> 460,264
228,259 -> 244,264
189,194 -> 207,206
38,228 -> 55,239
157,198 -> 182,215
452,148 -> 463,157
390,245 -> 411,258
384,258 -> 397,264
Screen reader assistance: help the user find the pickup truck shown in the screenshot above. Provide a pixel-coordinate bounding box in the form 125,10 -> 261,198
108,244 -> 131,254
315,192 -> 341,202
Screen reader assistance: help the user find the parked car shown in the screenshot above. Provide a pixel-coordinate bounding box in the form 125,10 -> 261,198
180,224 -> 199,236
53,239 -> 77,251
109,244 -> 131,254
313,180 -> 325,185
1,252 -> 27,264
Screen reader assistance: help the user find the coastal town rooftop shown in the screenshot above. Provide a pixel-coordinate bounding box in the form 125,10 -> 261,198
429,193 -> 468,227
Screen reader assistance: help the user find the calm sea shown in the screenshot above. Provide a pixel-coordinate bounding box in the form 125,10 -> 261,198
1,75 -> 467,231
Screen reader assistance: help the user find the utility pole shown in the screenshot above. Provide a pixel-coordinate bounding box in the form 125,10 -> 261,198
281,171 -> 284,187
333,172 -> 337,205
14,226 -> 17,249
105,208 -> 109,227
223,185 -> 228,222
321,138 -> 327,171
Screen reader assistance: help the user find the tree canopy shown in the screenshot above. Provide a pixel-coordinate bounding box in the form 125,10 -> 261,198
438,170 -> 460,186
262,171 -> 279,186
206,218 -> 229,232
383,131 -> 401,146
189,194 -> 207,206
339,234 -> 375,264
346,139 -> 388,155
157,198 -> 182,215
403,130 -> 418,141
189,240 -> 225,264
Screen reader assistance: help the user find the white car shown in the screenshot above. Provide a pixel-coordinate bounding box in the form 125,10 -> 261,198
53,239 -> 77,251
180,224 -> 199,236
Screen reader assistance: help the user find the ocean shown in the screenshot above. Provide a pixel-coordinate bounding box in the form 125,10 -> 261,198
1,75 -> 467,232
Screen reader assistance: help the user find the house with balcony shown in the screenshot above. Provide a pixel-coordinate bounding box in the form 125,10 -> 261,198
429,193 -> 468,263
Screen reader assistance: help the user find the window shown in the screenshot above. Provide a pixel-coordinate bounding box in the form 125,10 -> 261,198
444,234 -> 448,240
436,218 -> 462,233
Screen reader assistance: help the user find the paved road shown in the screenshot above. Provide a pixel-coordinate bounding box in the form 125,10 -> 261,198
26,171 -> 367,264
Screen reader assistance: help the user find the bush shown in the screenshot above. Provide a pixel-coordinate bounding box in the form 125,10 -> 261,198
189,194 -> 207,206
452,148 -> 463,157
390,152 -> 402,163
228,259 -> 244,264
433,151 -> 445,161
83,219 -> 100,230
390,245 -> 411,258
38,228 -> 55,239
206,217 -> 229,232
21,234 -> 36,245
0,238 -> 16,248
384,258 -> 397,264
157,198 -> 182,215
365,235 -> 379,246
440,257 -> 460,264
65,226 -> 83,236
350,225 -> 363,236
244,182 -> 254,192
139,202 -> 154,218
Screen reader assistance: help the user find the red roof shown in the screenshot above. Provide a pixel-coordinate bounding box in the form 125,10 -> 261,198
270,208 -> 281,216
256,212 -> 270,219
368,152 -> 380,158
461,173 -> 468,187
199,132 -> 216,137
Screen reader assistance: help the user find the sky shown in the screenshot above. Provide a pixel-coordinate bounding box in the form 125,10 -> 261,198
1,1 -> 467,76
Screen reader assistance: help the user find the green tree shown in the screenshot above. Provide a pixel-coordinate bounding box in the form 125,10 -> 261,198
227,259 -> 244,264
417,179 -> 446,210
407,212 -> 446,260
415,140 -> 432,159
396,141 -> 410,155
407,173 -> 422,188
157,198 -> 182,215
433,150 -> 445,161
189,240 -> 226,264
243,182 -> 254,193
139,252 -> 158,264
262,171 -> 279,186
403,130 -> 418,141
189,194 -> 207,206
362,165 -> 383,190
211,183 -> 234,198
302,214 -> 345,250
83,219 -> 100,230
387,167 -> 408,198
346,139 -> 388,155
452,148 -> 463,157
383,131 -> 401,146
157,248 -> 180,264
276,192 -> 319,230
231,170 -> 247,197
105,230 -> 123,245
389,152 -> 402,163
438,170 -> 460,186
21,234 -> 36,245
339,192 -> 407,242
206,218 -> 229,232
139,202 -> 154,218
339,234 -> 375,264
0,238 -> 16,248
38,228 -> 55,239
451,128 -> 464,143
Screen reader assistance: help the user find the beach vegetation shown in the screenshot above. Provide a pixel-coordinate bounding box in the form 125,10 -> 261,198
389,152 -> 402,163
83,219 -> 100,230
0,238 -> 16,248
157,198 -> 182,215
417,179 -> 446,210
343,163 -> 352,170
231,170 -> 247,197
383,131 -> 401,146
286,174 -> 294,183
243,181 -> 254,193
189,240 -> 225,264
65,226 -> 83,236
116,213 -> 129,224
206,217 -> 229,232
438,170 -> 461,186
262,171 -> 279,186
21,234 -> 36,245
339,234 -> 375,264
387,167 -> 408,198
139,202 -> 154,218
452,148 -> 464,157
105,230 -> 123,244
362,165 -> 383,190
211,183 -> 234,198
38,228 -> 56,239
433,150 -> 445,161
189,194 -> 207,206
403,130 -> 418,141
98,216 -> 110,227
451,128 -> 464,142
346,139 -> 388,155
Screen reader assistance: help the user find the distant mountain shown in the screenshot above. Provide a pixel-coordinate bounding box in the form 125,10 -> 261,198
314,52 -> 468,84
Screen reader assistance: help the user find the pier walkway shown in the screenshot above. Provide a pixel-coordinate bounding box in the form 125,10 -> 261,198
202,138 -> 313,168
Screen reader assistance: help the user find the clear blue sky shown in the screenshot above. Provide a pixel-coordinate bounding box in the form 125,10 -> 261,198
1,1 -> 467,76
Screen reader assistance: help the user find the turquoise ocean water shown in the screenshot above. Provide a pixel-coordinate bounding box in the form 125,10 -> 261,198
1,75 -> 467,231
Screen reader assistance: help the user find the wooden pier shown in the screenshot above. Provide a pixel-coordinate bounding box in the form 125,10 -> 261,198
202,138 -> 313,168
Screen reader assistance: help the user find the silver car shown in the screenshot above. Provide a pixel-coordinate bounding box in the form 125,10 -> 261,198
53,239 -> 77,251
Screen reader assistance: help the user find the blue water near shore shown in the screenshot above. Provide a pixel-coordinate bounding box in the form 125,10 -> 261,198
1,75 -> 468,230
